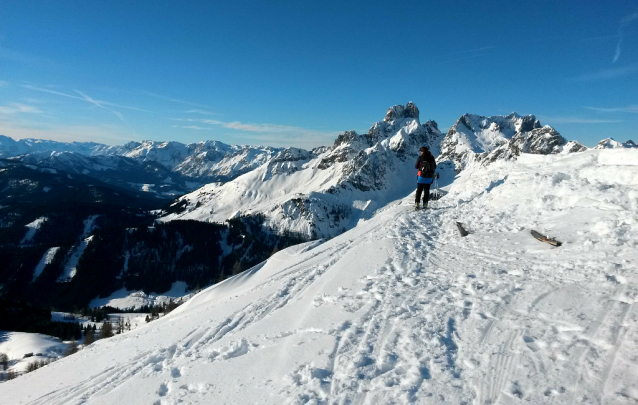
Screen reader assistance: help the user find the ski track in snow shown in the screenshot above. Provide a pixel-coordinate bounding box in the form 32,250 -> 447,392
4,150 -> 637,404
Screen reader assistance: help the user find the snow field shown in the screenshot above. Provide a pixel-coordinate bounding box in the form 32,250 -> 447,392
1,149 -> 636,404
88,281 -> 191,310
0,332 -> 70,374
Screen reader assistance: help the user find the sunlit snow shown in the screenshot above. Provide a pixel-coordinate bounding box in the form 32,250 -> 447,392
2,149 -> 637,404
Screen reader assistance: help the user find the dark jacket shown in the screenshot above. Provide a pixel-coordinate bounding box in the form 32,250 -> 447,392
415,153 -> 436,178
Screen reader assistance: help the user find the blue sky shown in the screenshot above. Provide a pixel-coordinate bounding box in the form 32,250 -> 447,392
0,0 -> 636,148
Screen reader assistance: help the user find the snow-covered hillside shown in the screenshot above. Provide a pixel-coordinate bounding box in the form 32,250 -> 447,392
3,148 -> 636,404
161,103 -> 444,238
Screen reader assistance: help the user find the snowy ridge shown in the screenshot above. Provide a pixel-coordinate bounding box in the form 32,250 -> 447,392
594,137 -> 637,149
161,103 -> 444,238
439,113 -> 586,173
3,148 -> 637,404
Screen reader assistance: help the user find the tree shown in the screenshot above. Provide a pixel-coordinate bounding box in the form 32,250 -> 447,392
100,319 -> 114,339
0,353 -> 8,371
84,328 -> 95,345
232,260 -> 242,275
115,317 -> 125,334
64,342 -> 78,357
26,361 -> 40,373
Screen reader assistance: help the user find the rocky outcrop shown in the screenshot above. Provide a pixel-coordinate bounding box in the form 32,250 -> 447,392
384,101 -> 419,122
440,113 -> 557,172
477,126 -> 585,164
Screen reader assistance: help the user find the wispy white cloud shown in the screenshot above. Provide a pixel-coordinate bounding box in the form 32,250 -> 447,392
74,89 -> 125,122
172,125 -> 212,131
143,91 -> 214,109
185,109 -> 219,115
538,115 -> 622,124
170,117 -> 339,148
584,105 -> 638,114
21,84 -> 155,114
613,12 -> 638,63
0,103 -> 42,115
0,80 -> 8,88
574,63 -> 638,81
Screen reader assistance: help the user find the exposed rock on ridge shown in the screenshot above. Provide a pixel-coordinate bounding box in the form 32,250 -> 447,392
438,112 -> 585,173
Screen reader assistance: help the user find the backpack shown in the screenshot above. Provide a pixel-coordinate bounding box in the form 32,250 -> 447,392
420,157 -> 435,177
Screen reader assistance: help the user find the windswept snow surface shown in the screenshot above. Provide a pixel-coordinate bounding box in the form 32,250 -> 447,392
2,149 -> 637,404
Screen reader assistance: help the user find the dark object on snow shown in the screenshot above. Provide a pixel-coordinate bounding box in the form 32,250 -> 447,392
530,230 -> 562,247
23,352 -> 33,358
456,222 -> 469,237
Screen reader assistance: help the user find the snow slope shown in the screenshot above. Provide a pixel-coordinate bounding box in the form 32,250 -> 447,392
0,332 -> 69,374
57,216 -> 99,283
1,149 -> 637,404
88,281 -> 191,310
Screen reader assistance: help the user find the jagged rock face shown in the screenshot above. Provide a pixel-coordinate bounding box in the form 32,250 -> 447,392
264,148 -> 316,179
174,143 -> 280,182
562,140 -> 588,154
477,126 -> 583,164
319,104 -> 442,193
439,113 -> 547,172
384,101 -> 419,122
594,138 -> 637,149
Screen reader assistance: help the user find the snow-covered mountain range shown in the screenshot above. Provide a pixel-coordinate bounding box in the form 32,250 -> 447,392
1,103 -> 636,307
3,147 -> 636,404
0,136 -> 285,196
160,102 -> 444,238
437,113 -> 589,173
160,103 -> 624,239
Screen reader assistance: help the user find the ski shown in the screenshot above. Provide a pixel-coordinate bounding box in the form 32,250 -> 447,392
530,230 -> 562,247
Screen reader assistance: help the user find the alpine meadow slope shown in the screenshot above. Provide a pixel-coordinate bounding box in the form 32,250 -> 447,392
2,148 -> 637,404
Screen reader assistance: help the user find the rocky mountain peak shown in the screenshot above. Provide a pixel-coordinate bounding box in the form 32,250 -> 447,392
594,138 -> 637,149
384,102 -> 419,122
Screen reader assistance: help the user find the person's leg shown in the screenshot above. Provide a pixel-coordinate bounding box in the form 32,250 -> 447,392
415,183 -> 423,204
422,183 -> 431,206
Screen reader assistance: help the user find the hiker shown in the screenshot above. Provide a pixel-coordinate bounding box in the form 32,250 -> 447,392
415,146 -> 436,209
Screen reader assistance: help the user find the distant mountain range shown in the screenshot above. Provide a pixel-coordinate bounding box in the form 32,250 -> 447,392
0,104 -> 635,310
0,135 -> 285,197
